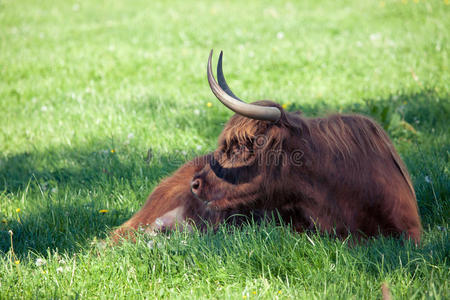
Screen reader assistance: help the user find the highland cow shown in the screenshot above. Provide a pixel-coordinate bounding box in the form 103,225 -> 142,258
113,50 -> 422,244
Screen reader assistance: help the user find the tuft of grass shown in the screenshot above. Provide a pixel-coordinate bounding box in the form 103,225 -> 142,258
0,0 -> 448,298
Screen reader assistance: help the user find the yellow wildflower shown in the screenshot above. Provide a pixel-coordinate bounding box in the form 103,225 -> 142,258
379,1 -> 385,7
110,149 -> 115,154
402,0 -> 407,3
282,103 -> 288,109
99,209 -> 109,213
207,102 -> 213,108
1,219 -> 7,223
16,208 -> 21,213
278,290 -> 282,294
14,260 -> 20,265
252,291 -> 257,295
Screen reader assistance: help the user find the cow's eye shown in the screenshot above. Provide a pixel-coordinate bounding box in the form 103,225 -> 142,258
230,146 -> 239,157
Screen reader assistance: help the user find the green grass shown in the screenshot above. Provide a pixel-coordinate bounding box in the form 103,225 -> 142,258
0,0 -> 449,298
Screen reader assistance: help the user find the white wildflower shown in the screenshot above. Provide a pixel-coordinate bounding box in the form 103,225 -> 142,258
145,229 -> 157,237
425,176 -> 431,183
56,266 -> 64,273
194,109 -> 200,115
147,240 -> 155,249
127,133 -> 135,139
196,145 -> 202,151
51,187 -> 58,194
276,32 -> 284,39
41,105 -> 48,112
35,258 -> 46,266
154,218 -> 164,227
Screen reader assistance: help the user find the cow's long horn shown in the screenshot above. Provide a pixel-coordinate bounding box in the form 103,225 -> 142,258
217,51 -> 242,102
207,50 -> 281,122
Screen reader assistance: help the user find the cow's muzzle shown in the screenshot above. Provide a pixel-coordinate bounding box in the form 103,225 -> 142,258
190,178 -> 201,195
191,178 -> 209,205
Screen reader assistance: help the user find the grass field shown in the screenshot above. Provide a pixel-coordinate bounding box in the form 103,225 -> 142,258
0,0 -> 449,298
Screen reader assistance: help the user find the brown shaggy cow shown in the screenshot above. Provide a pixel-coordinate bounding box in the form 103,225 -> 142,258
112,50 -> 421,244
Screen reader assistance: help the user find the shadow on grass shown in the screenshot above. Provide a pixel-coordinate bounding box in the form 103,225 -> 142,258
0,141 -> 207,256
0,89 -> 448,257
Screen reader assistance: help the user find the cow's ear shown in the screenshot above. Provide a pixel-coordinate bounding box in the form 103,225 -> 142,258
281,111 -> 307,134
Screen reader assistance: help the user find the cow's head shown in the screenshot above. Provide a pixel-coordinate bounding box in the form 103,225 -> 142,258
191,50 -> 304,210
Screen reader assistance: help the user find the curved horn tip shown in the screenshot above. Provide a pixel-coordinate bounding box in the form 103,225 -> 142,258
206,49 -> 281,122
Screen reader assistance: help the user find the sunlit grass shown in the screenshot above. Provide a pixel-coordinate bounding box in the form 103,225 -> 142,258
0,0 -> 448,298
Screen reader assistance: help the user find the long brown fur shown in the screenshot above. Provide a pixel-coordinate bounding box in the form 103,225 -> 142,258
192,100 -> 422,243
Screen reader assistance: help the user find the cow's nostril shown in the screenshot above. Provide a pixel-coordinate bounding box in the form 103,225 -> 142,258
191,178 -> 201,194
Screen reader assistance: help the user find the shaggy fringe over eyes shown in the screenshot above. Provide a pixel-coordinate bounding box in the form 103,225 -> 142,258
220,117 -> 266,151
218,101 -> 290,152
